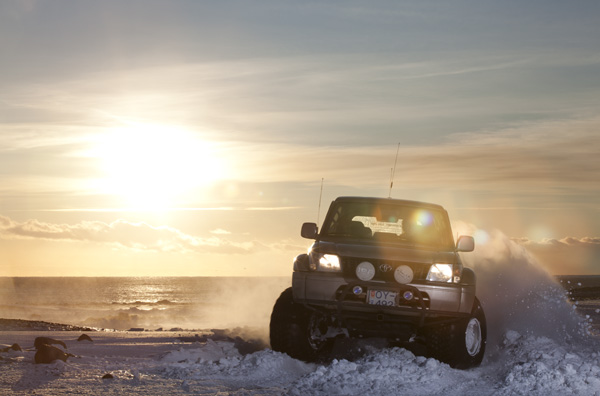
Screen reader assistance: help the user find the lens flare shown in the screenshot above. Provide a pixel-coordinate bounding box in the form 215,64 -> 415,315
413,210 -> 433,227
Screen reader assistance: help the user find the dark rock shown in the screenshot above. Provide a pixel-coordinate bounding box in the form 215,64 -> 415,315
0,343 -> 22,352
128,327 -> 145,332
102,373 -> 114,379
77,334 -> 93,342
177,333 -> 207,343
34,337 -> 67,350
34,344 -> 72,364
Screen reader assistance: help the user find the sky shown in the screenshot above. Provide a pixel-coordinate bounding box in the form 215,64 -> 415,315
1,0 -> 599,276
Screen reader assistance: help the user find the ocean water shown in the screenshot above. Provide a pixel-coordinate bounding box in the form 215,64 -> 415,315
1,276 -> 599,335
0,277 -> 291,332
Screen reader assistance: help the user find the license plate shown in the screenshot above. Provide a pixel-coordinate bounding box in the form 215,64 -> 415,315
367,290 -> 397,306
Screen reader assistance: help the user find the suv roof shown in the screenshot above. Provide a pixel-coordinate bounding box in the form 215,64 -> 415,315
332,196 -> 445,211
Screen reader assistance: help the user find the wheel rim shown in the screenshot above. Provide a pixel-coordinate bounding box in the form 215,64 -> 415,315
465,318 -> 482,356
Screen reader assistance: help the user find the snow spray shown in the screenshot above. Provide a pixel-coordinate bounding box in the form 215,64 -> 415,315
454,222 -> 590,353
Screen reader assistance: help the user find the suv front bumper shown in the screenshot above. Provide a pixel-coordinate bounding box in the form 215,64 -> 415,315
292,271 -> 476,337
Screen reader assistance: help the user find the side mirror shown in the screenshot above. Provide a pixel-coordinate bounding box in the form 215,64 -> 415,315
301,222 -> 318,239
456,235 -> 475,252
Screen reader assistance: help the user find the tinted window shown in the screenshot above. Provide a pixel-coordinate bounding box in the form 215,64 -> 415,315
322,201 -> 453,249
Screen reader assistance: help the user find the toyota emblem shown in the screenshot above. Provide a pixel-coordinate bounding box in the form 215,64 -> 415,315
379,264 -> 393,273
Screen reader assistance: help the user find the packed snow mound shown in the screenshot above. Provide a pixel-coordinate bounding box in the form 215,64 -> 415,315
161,339 -> 242,363
161,339 -> 315,389
494,330 -> 600,396
160,340 -> 464,395
157,329 -> 600,396
287,348 -> 468,396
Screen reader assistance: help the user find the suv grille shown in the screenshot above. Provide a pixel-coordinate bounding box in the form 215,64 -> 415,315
341,256 -> 430,282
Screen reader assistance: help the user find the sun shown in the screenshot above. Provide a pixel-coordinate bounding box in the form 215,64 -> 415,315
92,123 -> 226,209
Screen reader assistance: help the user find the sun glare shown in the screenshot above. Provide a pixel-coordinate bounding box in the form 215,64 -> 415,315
92,124 -> 226,209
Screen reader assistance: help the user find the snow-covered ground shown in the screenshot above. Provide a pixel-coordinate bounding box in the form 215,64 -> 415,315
1,327 -> 599,395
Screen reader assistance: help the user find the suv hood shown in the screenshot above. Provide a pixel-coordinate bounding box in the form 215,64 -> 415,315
312,240 -> 457,265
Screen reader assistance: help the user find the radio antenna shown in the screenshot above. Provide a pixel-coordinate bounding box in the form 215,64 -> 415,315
388,143 -> 400,198
317,178 -> 324,225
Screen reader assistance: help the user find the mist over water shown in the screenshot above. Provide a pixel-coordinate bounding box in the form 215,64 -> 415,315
194,276 -> 292,341
0,277 -> 290,340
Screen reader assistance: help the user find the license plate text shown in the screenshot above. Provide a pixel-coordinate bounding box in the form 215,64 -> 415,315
368,290 -> 397,306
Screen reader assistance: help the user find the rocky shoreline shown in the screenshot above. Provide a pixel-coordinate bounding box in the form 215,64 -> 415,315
0,318 -> 201,333
0,318 -> 97,332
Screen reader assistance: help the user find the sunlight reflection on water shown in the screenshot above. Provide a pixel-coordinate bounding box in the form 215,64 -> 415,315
0,277 -> 290,333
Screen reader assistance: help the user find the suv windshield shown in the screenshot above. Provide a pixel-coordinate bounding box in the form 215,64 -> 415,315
321,201 -> 454,250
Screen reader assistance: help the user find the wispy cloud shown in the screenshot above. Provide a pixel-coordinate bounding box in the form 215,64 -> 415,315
0,215 -> 266,254
210,228 -> 231,235
226,115 -> 600,194
453,222 -> 600,276
516,236 -> 600,247
514,236 -> 600,275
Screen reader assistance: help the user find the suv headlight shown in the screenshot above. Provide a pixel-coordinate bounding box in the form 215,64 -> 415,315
309,253 -> 341,272
427,263 -> 461,283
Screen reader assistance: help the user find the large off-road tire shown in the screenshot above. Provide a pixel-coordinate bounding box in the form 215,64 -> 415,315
269,287 -> 332,362
427,297 -> 487,369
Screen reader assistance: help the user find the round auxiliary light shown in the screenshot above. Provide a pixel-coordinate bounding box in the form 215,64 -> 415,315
353,285 -> 363,295
356,261 -> 376,281
403,290 -> 414,301
394,265 -> 414,284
